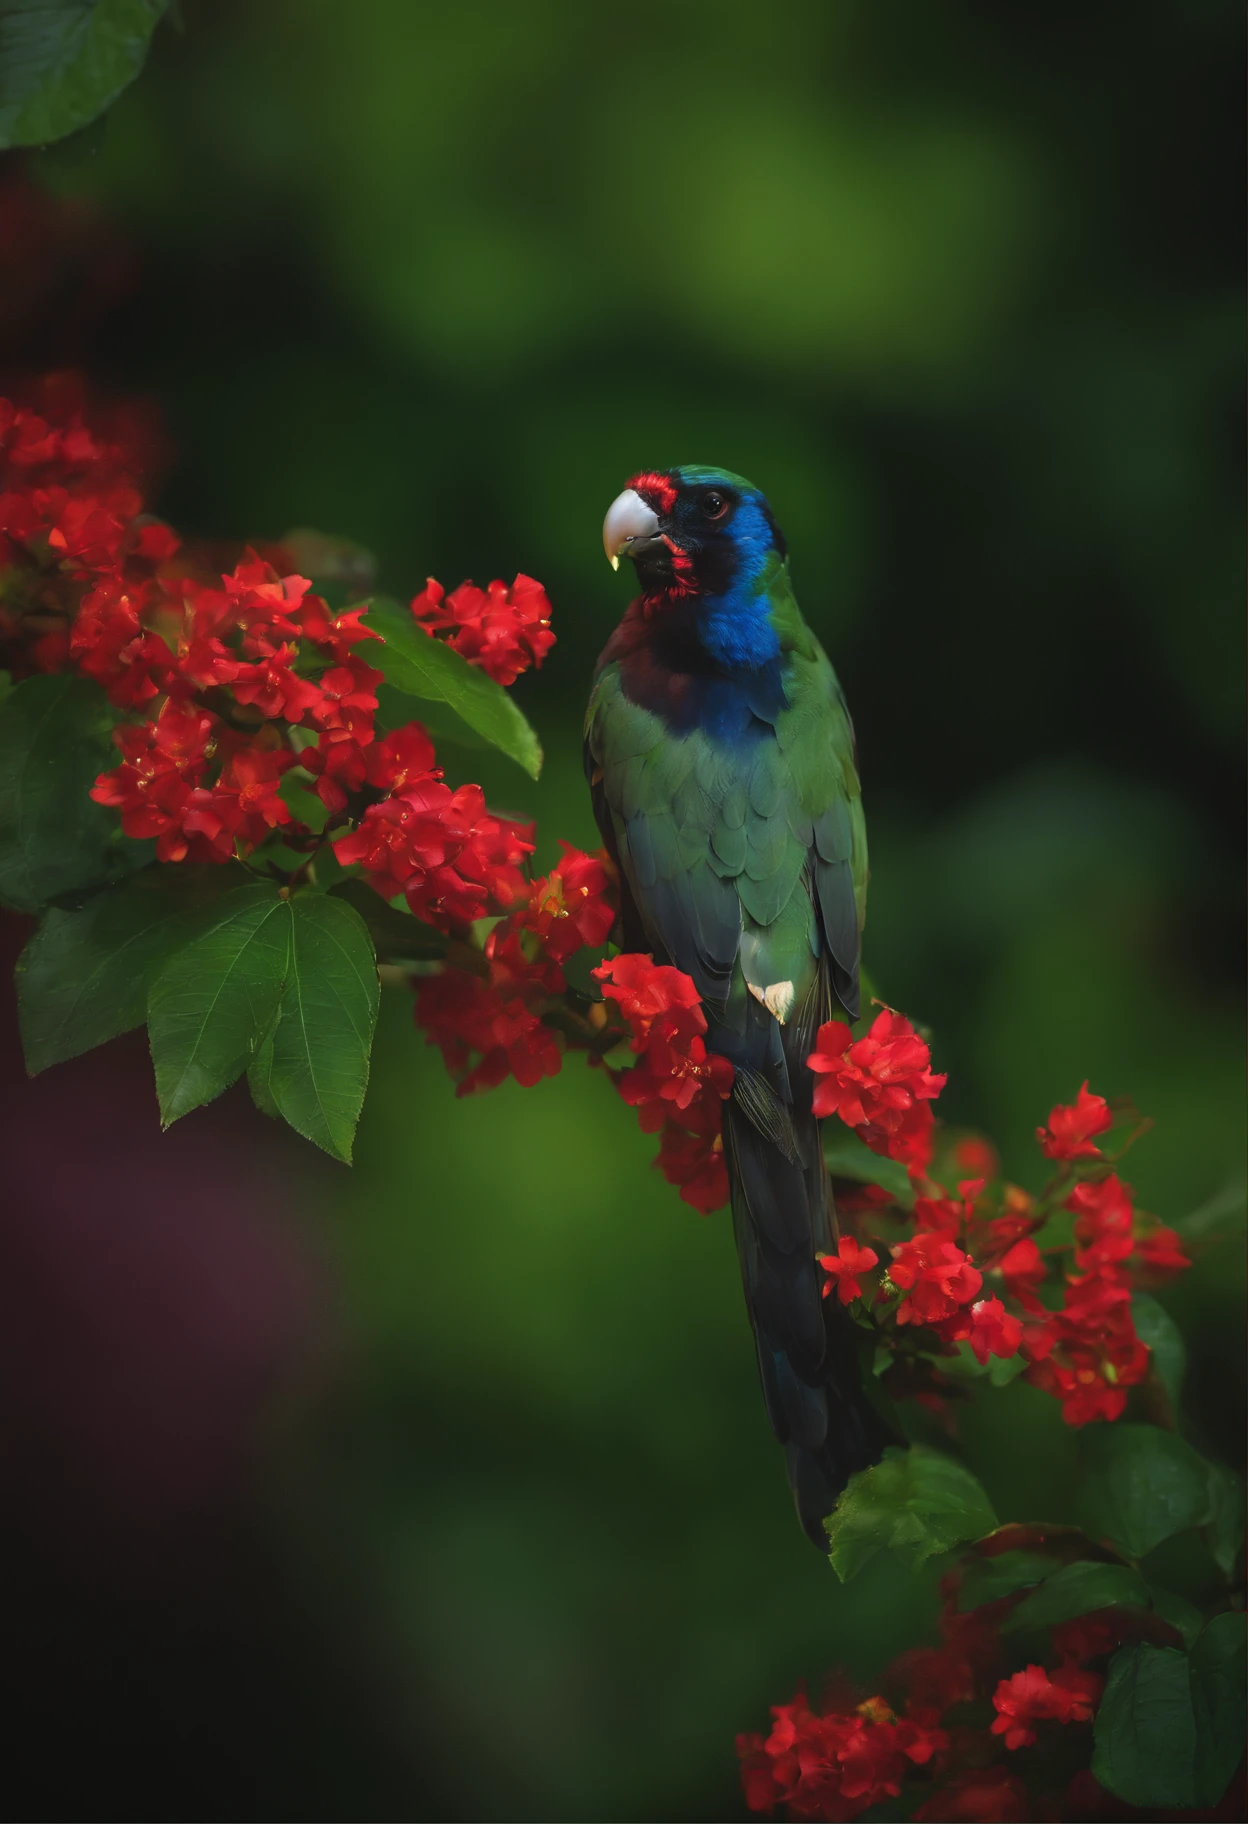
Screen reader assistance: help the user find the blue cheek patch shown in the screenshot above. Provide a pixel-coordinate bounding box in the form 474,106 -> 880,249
698,496 -> 782,671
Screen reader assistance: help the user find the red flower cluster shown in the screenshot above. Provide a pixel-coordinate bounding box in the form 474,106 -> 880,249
410,573 -> 554,687
413,845 -> 616,1092
737,1693 -> 948,1823
0,387 -> 178,676
519,841 -> 617,962
593,953 -> 735,1214
807,1007 -> 946,1177
415,947 -> 561,1098
741,1582 -> 1112,1823
989,1663 -> 1102,1750
1036,1081 -> 1112,1160
1,385 -> 556,920
1021,1148 -> 1187,1425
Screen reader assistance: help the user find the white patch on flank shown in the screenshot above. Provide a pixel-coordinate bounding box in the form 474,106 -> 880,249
748,980 -> 795,1024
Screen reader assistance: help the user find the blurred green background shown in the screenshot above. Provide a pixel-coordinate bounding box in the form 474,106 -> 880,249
5,2 -> 1243,1818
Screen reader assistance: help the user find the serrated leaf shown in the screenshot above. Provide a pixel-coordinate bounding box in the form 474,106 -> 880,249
1202,1460 -> 1246,1580
0,0 -> 167,151
1092,1642 -> 1197,1809
822,1127 -> 912,1202
0,673 -> 122,911
147,884 -> 291,1123
259,893 -> 378,1162
1002,1559 -> 1150,1633
956,1549 -> 1056,1612
1076,1425 -> 1212,1562
364,595 -> 542,779
1132,1292 -> 1186,1420
825,1445 -> 998,1581
1189,1613 -> 1247,1807
15,863 -> 245,1073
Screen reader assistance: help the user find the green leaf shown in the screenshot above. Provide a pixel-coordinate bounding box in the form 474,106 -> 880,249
147,884 -> 291,1124
1132,1292 -> 1186,1419
246,1030 -> 280,1119
1148,1586 -> 1204,1648
257,893 -> 378,1162
825,1445 -> 998,1581
364,595 -> 542,779
375,682 -> 491,752
0,673 -> 123,911
1092,1616 -> 1248,1812
1189,1613 -> 1247,1807
956,1549 -> 1056,1612
822,1127 -> 912,1203
0,0 -> 167,151
1202,1460 -> 1246,1580
1002,1559 -> 1150,1632
1076,1424 -> 1212,1561
15,863 -> 245,1073
328,877 -> 446,963
1092,1642 -> 1197,1809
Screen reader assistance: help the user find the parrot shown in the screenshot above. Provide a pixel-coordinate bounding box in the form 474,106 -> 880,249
586,464 -> 897,1547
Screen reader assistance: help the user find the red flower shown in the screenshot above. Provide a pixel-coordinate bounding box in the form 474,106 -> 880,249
181,742 -> 294,859
890,1234 -> 982,1328
231,645 -> 325,722
334,779 -> 533,927
914,1178 -> 983,1240
414,963 -> 561,1095
308,655 -> 382,735
365,721 -> 437,793
1067,1174 -> 1135,1271
69,579 -> 176,707
521,843 -> 617,963
90,700 -> 217,861
808,1008 -> 945,1176
912,1766 -> 1029,1823
819,1236 -> 880,1305
738,1692 -> 947,1823
952,1136 -> 999,1180
990,1663 -> 1101,1750
1133,1223 -> 1190,1278
1036,1081 -> 1112,1160
411,573 -> 555,686
998,1236 -> 1047,1313
593,952 -> 705,1046
964,1296 -> 1023,1366
655,1118 -> 729,1214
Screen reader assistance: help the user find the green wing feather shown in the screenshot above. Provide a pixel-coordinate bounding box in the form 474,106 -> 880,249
585,562 -> 865,1033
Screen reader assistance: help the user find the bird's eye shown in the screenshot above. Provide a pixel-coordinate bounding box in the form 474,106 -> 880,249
703,491 -> 727,520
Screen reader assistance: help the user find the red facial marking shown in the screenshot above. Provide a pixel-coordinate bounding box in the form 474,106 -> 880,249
625,469 -> 678,515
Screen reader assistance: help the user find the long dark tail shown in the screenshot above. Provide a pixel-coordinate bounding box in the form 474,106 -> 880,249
723,1098 -> 897,1547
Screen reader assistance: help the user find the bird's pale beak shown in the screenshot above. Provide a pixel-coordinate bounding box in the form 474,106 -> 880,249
602,487 -> 660,571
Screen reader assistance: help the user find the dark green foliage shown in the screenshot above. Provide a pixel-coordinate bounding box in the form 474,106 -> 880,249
0,0 -> 167,149
365,595 -> 542,779
1092,1614 -> 1246,1810
1131,1293 -> 1186,1420
247,892 -> 379,1163
1000,1559 -> 1150,1632
143,883 -> 379,1160
1076,1424 -> 1213,1561
15,862 -> 245,1072
955,1550 -> 1056,1611
146,883 -> 296,1125
0,673 -> 128,911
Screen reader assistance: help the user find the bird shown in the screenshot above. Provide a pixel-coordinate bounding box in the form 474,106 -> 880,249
586,464 -> 897,1546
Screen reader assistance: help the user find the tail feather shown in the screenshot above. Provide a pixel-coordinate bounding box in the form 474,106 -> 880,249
724,1099 -> 897,1547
